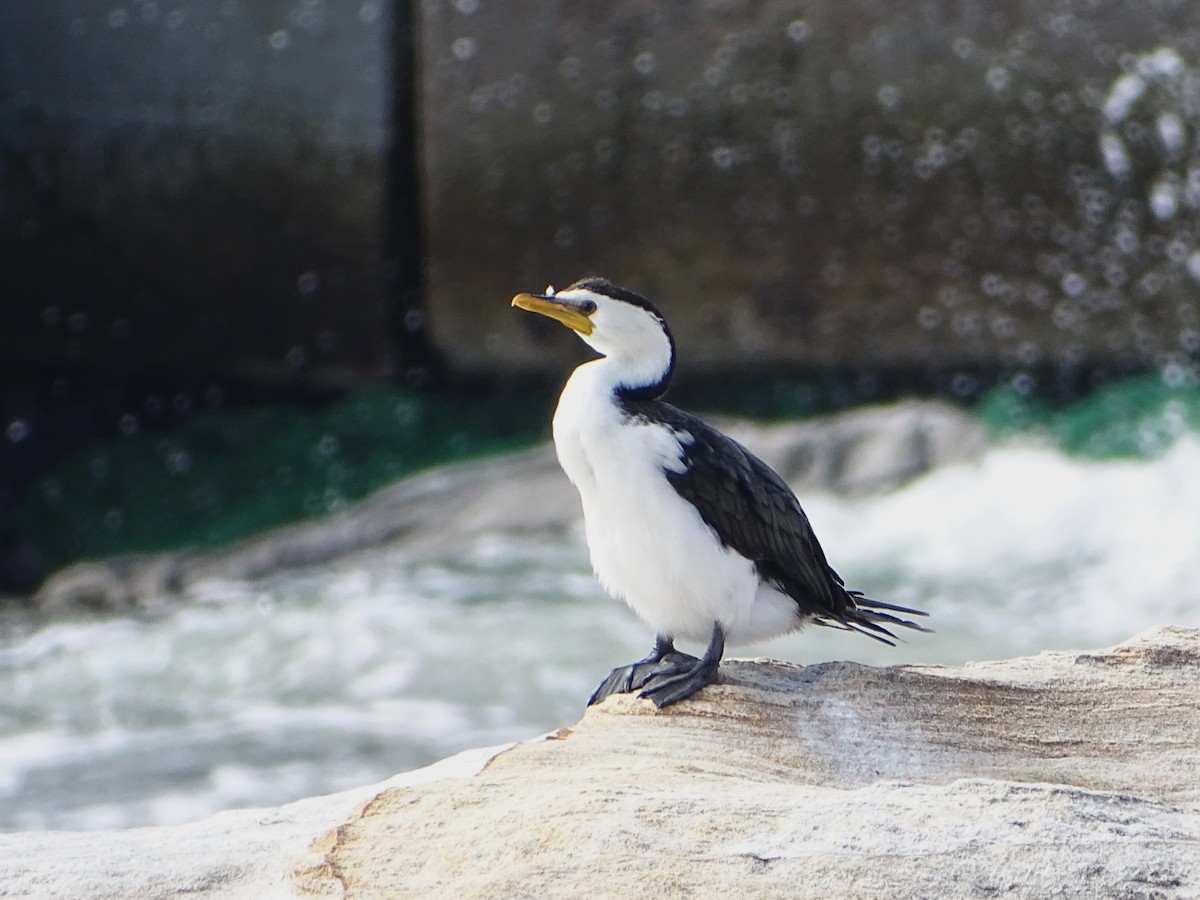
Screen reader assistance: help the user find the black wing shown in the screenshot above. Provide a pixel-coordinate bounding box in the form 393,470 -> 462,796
623,399 -> 928,643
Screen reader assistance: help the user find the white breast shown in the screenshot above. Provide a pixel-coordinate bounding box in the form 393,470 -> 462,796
552,361 -> 803,646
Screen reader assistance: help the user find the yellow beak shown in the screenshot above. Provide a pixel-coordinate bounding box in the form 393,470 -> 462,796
511,293 -> 595,335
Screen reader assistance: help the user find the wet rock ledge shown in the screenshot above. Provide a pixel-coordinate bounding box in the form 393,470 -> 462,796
4,626 -> 1199,899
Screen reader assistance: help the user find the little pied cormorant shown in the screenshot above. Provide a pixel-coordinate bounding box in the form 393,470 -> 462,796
513,277 -> 929,708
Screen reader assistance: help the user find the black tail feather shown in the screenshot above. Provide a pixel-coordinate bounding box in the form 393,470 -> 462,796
813,590 -> 933,646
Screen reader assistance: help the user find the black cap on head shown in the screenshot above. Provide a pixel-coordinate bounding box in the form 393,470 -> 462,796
565,277 -> 664,319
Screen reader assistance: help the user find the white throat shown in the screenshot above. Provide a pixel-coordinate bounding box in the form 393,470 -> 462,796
569,302 -> 673,397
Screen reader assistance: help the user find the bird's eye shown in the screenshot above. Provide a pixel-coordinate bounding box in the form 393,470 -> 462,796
579,299 -> 597,315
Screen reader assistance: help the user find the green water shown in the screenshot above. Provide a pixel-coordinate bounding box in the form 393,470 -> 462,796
14,371 -> 1200,576
14,383 -> 550,573
978,372 -> 1200,459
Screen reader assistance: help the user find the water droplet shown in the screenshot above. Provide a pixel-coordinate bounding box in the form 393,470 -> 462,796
165,8 -> 185,28
1061,272 -> 1086,297
633,51 -> 656,76
109,8 -> 129,28
553,226 -> 575,248
286,345 -> 307,368
451,36 -> 476,60
6,421 -> 29,444
1010,372 -> 1036,394
1186,251 -> 1200,282
1103,72 -> 1145,123
876,84 -> 901,109
1150,181 -> 1179,220
119,414 -> 139,435
821,260 -> 845,287
42,479 -> 63,504
950,372 -> 978,397
316,330 -> 337,353
1157,112 -> 1185,156
1115,226 -> 1138,254
317,434 -> 338,458
323,487 -> 347,513
532,102 -> 553,125
297,271 -> 319,296
1161,361 -> 1195,389
1053,302 -> 1080,330
452,0 -> 479,14
1140,47 -> 1183,78
167,449 -> 192,474
986,66 -> 1010,93
786,20 -> 811,43
952,311 -> 983,336
358,0 -> 381,25
711,146 -> 735,171
404,308 -> 424,332
1052,91 -> 1075,115
641,90 -> 665,113
558,56 -> 582,79
1099,132 -> 1131,179
990,315 -> 1016,339
268,29 -> 290,50
89,455 -> 110,480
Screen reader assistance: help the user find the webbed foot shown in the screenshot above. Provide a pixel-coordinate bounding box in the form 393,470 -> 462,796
589,621 -> 727,709
636,653 -> 721,708
587,649 -> 700,706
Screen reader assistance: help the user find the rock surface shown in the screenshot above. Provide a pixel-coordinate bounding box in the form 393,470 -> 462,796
3,627 -> 1196,899
290,626 -> 1200,899
31,399 -> 984,612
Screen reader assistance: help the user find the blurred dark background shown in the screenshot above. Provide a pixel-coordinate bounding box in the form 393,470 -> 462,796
3,0 -> 1199,595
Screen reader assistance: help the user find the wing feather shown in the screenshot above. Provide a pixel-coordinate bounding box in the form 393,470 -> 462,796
622,399 -> 928,639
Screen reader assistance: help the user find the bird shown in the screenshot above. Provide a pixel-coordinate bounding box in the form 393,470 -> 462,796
512,276 -> 929,708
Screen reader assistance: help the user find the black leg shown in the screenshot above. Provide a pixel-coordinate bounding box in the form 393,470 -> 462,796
587,633 -> 699,707
637,621 -> 725,708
